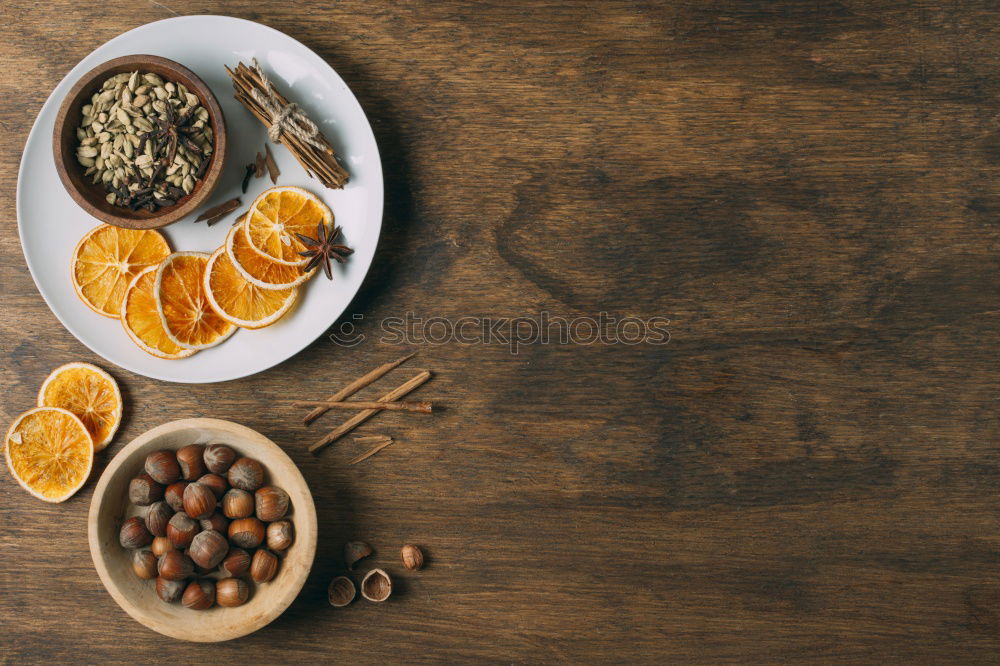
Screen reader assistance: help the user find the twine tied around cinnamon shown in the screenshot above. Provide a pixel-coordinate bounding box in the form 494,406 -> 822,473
247,58 -> 325,150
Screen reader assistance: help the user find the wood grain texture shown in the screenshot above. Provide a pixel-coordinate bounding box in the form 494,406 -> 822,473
1,1 -> 998,662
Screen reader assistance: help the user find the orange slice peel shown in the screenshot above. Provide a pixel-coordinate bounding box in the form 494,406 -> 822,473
5,407 -> 94,502
37,362 -> 122,451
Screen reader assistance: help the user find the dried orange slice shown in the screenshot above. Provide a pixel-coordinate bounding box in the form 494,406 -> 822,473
244,186 -> 333,266
227,220 -> 310,290
37,362 -> 122,451
5,407 -> 94,502
155,252 -> 236,350
204,246 -> 298,329
121,267 -> 197,360
72,224 -> 170,318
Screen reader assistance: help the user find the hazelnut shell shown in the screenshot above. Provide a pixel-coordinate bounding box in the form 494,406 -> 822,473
176,444 -> 207,480
182,482 -> 216,520
254,486 -> 289,522
132,550 -> 158,580
151,536 -> 174,557
266,520 -> 294,551
156,576 -> 185,603
344,540 -> 373,571
250,548 -> 279,583
222,488 -> 254,519
227,457 -> 264,492
119,516 -> 153,549
166,511 -> 198,549
128,473 -> 164,506
144,450 -> 181,485
204,443 -> 237,474
216,577 -> 249,607
200,511 -> 229,534
182,579 -> 216,610
188,529 -> 229,569
219,547 -> 251,578
360,568 -> 392,602
328,575 -> 356,607
144,501 -> 174,537
157,550 -> 194,581
228,517 -> 265,549
164,481 -> 190,512
198,473 -> 228,500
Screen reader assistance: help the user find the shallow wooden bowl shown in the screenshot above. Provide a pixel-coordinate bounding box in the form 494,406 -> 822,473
88,418 -> 317,642
53,55 -> 227,229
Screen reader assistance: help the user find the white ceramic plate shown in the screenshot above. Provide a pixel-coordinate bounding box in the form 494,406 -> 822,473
17,16 -> 382,383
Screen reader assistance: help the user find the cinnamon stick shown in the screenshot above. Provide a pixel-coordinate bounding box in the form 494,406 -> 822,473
349,438 -> 394,465
292,400 -> 432,413
194,197 -> 240,223
303,352 -> 416,425
309,370 -> 432,454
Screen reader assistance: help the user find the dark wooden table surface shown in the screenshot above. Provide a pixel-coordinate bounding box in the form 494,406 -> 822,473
1,1 -> 998,662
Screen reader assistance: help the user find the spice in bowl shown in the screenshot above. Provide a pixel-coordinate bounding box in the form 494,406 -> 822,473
75,71 -> 213,212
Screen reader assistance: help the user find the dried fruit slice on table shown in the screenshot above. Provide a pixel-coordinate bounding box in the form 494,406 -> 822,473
71,224 -> 170,317
243,186 -> 333,266
37,362 -> 122,451
204,245 -> 298,329
155,252 -> 236,350
227,218 -> 309,290
121,266 -> 197,360
5,407 -> 94,502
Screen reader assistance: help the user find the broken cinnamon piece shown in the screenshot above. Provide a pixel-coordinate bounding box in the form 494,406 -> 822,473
349,438 -> 394,465
194,197 -> 240,223
264,144 -> 279,184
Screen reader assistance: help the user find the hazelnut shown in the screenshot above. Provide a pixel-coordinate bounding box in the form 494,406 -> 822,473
200,511 -> 229,534
204,443 -> 237,474
250,549 -> 279,583
164,481 -> 190,512
255,486 -> 289,521
401,544 -> 424,570
228,517 -> 265,549
328,575 -> 356,607
176,444 -> 207,480
156,576 -> 185,603
166,512 -> 199,549
144,501 -> 174,537
216,578 -> 249,607
151,536 -> 174,557
144,450 -> 181,485
219,547 -> 251,577
360,568 -> 392,602
183,482 -> 216,520
266,521 -> 294,551
119,516 -> 153,549
198,473 -> 228,500
157,549 -> 194,581
227,457 -> 264,491
128,473 -> 164,506
344,540 -> 373,571
188,529 -> 229,569
222,489 -> 254,518
182,579 -> 216,610
132,550 -> 158,580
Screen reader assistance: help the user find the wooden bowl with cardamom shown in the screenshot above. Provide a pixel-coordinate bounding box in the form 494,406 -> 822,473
53,54 -> 227,230
88,418 -> 317,642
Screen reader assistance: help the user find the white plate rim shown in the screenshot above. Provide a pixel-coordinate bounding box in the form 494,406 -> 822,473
16,15 -> 383,383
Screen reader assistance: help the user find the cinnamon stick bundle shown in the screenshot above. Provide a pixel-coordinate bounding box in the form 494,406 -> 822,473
225,61 -> 349,189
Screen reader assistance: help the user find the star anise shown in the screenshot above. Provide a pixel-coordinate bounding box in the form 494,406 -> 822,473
295,223 -> 354,280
